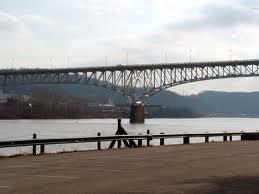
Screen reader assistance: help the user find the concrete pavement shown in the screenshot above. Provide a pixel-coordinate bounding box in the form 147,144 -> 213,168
1,141 -> 259,193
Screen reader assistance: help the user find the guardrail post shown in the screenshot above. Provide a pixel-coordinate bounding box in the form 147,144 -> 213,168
97,132 -> 101,150
40,144 -> 45,154
160,133 -> 164,146
223,135 -> 227,142
147,130 -> 150,146
138,133 -> 142,147
205,136 -> 209,143
229,136 -> 232,141
32,133 -> 37,156
183,136 -> 189,144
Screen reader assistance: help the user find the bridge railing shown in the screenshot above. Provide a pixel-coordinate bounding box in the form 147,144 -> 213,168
1,59 -> 259,73
0,131 -> 258,156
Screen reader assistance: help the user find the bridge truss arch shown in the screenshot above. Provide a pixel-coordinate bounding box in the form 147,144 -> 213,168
1,59 -> 259,103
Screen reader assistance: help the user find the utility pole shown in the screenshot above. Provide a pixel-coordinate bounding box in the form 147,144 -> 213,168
11,57 -> 14,69
165,51 -> 168,63
67,56 -> 70,68
190,49 -> 192,63
106,56 -> 108,66
126,51 -> 128,65
49,57 -> 53,69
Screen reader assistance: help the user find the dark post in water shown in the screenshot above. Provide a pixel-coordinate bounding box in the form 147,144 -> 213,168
130,102 -> 145,124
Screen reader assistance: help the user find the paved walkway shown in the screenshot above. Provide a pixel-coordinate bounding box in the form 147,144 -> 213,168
1,141 -> 259,193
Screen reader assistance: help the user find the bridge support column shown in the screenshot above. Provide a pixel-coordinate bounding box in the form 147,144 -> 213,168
130,102 -> 145,124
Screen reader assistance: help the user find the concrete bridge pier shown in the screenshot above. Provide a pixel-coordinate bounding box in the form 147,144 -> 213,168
130,102 -> 145,124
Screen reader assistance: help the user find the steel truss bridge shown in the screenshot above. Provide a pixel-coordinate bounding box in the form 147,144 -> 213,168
1,59 -> 259,102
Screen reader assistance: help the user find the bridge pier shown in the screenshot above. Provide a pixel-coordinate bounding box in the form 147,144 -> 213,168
130,102 -> 145,124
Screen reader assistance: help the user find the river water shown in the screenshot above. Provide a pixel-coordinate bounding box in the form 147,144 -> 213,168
1,118 -> 259,156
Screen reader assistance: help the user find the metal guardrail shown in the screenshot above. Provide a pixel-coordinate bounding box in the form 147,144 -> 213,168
0,131 -> 258,156
152,132 -> 247,138
1,59 -> 259,74
0,135 -> 151,148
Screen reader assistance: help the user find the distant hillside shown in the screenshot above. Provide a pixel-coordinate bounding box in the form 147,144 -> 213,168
5,85 -> 127,105
192,91 -> 259,116
4,84 -> 259,117
149,90 -> 259,117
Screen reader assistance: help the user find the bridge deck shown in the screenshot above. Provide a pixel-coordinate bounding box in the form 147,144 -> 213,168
1,141 -> 259,193
1,59 -> 259,74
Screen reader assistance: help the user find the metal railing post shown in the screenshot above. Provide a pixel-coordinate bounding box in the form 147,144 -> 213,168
205,136 -> 209,143
138,133 -> 142,147
223,135 -> 227,142
147,130 -> 150,146
32,133 -> 37,156
160,133 -> 164,146
97,132 -> 101,150
40,144 -> 45,154
183,136 -> 190,144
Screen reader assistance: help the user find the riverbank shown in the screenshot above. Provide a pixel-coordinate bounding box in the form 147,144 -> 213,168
1,141 -> 259,193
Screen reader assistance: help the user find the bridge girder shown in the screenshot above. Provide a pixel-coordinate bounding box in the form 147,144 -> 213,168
1,60 -> 259,103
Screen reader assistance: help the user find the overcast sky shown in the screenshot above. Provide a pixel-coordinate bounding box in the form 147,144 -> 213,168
1,0 -> 259,94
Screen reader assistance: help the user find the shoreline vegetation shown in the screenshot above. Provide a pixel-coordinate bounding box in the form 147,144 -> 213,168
0,94 -> 257,120
1,87 -> 259,119
0,90 -> 202,119
1,96 -> 257,119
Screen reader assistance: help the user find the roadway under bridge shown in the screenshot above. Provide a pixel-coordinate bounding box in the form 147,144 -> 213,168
1,59 -> 259,123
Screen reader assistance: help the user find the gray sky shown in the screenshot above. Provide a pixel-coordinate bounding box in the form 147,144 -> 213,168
1,0 -> 259,94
